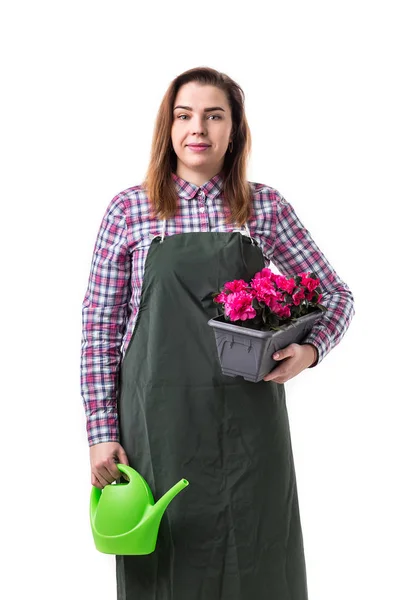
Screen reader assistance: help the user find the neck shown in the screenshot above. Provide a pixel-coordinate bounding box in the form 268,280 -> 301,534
175,164 -> 222,187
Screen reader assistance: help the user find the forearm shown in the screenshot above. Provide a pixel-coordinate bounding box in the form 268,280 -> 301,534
80,302 -> 130,445
301,284 -> 355,366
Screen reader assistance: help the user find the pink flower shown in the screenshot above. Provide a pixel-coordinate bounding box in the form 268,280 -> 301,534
276,304 -> 292,319
224,279 -> 249,293
268,298 -> 292,318
275,275 -> 296,294
263,290 -> 285,307
292,288 -> 306,306
254,268 -> 273,280
274,290 -> 285,302
225,291 -> 256,321
300,272 -> 320,292
214,292 -> 228,304
250,276 -> 277,302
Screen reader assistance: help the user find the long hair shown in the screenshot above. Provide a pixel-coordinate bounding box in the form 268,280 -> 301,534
142,67 -> 252,226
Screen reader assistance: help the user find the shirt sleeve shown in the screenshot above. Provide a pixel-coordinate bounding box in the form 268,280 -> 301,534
269,190 -> 355,367
80,193 -> 131,446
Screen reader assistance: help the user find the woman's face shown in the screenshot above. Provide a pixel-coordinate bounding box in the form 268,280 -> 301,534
171,81 -> 233,185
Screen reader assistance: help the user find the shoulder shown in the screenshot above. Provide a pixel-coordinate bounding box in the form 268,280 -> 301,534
248,181 -> 288,211
249,181 -> 285,201
103,183 -> 150,221
112,183 -> 149,210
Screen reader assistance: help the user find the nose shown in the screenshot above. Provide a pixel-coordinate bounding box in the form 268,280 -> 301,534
190,115 -> 207,136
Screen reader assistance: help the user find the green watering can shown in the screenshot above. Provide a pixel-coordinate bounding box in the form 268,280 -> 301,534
90,463 -> 189,555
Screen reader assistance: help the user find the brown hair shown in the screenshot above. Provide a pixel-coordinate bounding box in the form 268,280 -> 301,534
142,66 -> 252,226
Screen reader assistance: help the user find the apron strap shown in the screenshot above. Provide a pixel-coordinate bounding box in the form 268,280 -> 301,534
160,218 -> 166,243
235,222 -> 255,245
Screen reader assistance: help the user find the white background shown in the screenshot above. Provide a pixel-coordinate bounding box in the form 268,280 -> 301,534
1,1 -> 399,598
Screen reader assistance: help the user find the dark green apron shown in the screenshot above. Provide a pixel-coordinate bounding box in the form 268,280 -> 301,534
116,227 -> 308,599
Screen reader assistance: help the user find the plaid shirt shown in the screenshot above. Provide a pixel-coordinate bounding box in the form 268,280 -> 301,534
81,173 -> 355,446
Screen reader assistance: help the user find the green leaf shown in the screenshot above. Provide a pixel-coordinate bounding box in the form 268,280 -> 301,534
269,313 -> 279,327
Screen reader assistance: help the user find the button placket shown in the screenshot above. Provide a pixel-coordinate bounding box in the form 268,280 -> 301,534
198,189 -> 206,213
197,189 -> 209,229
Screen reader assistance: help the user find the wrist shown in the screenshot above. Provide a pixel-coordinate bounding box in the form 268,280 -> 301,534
302,343 -> 318,367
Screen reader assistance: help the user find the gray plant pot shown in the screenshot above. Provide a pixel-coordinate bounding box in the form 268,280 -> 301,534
208,308 -> 323,382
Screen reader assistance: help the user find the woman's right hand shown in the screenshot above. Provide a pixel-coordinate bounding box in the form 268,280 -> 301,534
89,441 -> 130,489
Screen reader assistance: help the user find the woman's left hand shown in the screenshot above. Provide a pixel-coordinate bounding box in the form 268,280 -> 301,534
263,343 -> 316,383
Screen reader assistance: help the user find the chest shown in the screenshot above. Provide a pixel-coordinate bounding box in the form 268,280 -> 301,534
125,199 -> 274,268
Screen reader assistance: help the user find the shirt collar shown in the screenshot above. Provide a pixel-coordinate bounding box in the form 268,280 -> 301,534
172,172 -> 224,201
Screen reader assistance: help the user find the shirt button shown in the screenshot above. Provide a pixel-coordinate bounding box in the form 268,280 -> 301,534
199,207 -> 205,213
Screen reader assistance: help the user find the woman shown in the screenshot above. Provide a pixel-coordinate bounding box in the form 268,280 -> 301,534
81,66 -> 355,599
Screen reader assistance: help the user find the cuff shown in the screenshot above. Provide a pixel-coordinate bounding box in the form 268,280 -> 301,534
86,409 -> 120,446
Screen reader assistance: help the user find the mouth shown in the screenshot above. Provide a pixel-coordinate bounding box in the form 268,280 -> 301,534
186,143 -> 211,153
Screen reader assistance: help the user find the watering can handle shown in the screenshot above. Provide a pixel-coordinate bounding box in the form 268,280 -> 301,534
115,463 -> 133,483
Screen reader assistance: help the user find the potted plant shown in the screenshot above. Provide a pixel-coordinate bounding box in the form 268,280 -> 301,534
208,268 -> 327,382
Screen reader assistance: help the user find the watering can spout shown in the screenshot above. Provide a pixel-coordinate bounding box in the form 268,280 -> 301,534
153,478 -> 189,518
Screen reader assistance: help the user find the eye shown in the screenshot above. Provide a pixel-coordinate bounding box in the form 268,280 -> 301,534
176,114 -> 222,121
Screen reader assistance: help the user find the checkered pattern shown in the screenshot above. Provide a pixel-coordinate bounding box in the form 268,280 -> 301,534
81,173 -> 355,446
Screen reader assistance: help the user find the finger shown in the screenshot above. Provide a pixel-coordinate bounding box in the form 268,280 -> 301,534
265,376 -> 287,384
92,473 -> 105,489
94,455 -> 120,484
102,463 -> 118,484
117,446 -> 130,466
263,368 -> 283,382
102,457 -> 122,481
116,448 -> 130,480
95,468 -> 113,488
